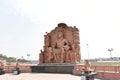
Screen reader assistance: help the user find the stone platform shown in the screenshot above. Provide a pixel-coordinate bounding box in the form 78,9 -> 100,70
31,63 -> 76,74
0,73 -> 106,80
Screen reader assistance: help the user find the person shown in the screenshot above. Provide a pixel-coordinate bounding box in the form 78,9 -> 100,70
13,62 -> 21,75
84,60 -> 91,70
0,62 -> 5,75
84,60 -> 94,73
16,62 -> 20,69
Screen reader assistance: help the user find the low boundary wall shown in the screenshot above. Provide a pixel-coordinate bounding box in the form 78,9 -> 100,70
73,64 -> 120,80
3,65 -> 120,80
4,65 -> 31,73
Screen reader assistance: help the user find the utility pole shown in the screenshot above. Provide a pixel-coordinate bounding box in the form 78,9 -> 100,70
86,44 -> 89,60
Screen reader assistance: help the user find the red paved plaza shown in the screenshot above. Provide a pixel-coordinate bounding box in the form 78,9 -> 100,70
0,73 -> 80,80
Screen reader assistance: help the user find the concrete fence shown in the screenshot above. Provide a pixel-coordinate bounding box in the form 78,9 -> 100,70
73,64 -> 120,80
3,65 -> 120,80
92,66 -> 120,80
4,65 -> 31,73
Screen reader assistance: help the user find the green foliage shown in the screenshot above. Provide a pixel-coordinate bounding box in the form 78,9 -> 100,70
6,57 -> 16,63
0,54 -> 7,59
17,59 -> 30,63
0,54 -> 29,63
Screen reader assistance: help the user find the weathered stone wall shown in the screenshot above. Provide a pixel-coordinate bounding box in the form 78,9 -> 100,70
39,23 -> 81,63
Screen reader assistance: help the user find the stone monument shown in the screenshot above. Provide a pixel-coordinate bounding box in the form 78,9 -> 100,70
31,23 -> 81,74
39,23 -> 81,63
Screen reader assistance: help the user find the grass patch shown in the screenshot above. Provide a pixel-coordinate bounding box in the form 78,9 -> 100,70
90,61 -> 120,66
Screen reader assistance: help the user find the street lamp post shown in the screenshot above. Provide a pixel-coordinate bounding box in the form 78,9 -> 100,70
108,48 -> 113,59
86,44 -> 89,60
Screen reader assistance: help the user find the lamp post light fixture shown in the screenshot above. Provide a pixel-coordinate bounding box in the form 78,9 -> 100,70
108,48 -> 113,59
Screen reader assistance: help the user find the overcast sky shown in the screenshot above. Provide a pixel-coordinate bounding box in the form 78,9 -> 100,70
0,0 -> 120,60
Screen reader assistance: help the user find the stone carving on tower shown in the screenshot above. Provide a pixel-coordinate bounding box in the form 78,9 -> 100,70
39,23 -> 81,63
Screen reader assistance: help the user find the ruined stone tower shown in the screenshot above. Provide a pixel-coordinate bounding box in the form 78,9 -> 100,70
39,23 -> 81,63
